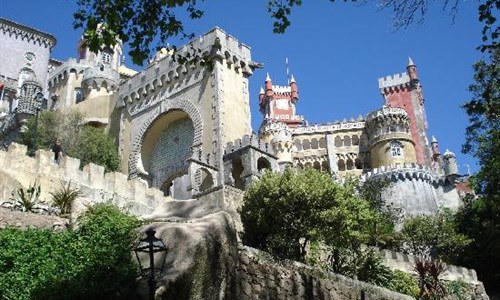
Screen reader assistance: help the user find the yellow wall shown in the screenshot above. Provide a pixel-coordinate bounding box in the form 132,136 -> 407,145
370,135 -> 416,168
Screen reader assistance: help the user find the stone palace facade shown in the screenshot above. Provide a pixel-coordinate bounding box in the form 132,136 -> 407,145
0,17 -> 469,217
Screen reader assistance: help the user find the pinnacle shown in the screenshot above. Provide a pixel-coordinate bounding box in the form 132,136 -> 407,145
265,72 -> 271,81
260,87 -> 264,94
408,57 -> 415,66
290,74 -> 296,83
431,135 -> 437,143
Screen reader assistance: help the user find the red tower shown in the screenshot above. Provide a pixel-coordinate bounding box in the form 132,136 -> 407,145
378,58 -> 432,166
259,73 -> 304,128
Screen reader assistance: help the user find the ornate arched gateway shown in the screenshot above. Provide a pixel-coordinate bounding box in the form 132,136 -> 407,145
117,28 -> 257,199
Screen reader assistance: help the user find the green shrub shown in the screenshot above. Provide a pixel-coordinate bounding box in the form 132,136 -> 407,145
0,203 -> 140,300
385,270 -> 420,298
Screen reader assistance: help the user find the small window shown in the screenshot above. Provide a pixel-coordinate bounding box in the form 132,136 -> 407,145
390,141 -> 404,157
74,88 -> 84,103
101,48 -> 113,65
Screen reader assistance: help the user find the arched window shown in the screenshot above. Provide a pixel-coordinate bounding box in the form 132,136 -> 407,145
319,137 -> 327,148
311,138 -> 319,149
352,135 -> 359,146
294,139 -> 303,151
335,136 -> 342,147
390,141 -> 404,157
343,136 -> 351,147
303,139 -> 311,150
321,161 -> 330,173
257,157 -> 271,173
355,158 -> 363,169
346,158 -> 354,170
338,159 -> 346,171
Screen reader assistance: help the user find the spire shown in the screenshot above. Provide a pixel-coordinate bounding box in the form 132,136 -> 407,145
408,57 -> 415,67
265,72 -> 271,82
290,74 -> 296,83
259,87 -> 264,94
431,135 -> 437,143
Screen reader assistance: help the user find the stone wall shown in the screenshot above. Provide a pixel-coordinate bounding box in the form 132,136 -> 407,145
0,143 -> 239,222
235,246 -> 414,300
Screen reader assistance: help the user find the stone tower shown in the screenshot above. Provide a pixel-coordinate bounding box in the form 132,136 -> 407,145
118,28 -> 255,198
378,58 -> 432,167
258,74 -> 303,128
443,149 -> 459,182
365,106 -> 416,168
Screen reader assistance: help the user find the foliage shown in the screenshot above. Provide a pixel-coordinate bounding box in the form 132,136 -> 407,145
20,110 -> 120,172
385,270 -> 420,298
0,203 -> 140,300
20,110 -> 84,152
400,209 -> 471,262
457,47 -> 500,294
50,181 -> 82,215
73,0 -> 498,65
446,279 -> 472,300
414,258 -> 447,300
9,181 -> 41,212
66,126 -> 121,173
325,247 -> 393,286
242,168 -> 396,286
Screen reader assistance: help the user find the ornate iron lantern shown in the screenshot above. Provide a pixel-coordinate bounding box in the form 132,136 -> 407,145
134,228 -> 168,300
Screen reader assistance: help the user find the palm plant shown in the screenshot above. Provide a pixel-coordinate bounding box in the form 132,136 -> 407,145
50,181 -> 81,215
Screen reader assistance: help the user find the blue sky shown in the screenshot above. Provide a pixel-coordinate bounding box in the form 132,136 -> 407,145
2,0 -> 485,174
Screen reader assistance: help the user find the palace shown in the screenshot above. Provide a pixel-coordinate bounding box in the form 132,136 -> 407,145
0,17 -> 468,217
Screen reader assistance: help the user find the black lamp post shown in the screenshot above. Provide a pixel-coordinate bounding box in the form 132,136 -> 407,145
134,228 -> 168,300
30,92 -> 44,156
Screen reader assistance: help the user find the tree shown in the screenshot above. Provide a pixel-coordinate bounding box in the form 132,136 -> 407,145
0,203 -> 140,300
456,46 -> 499,295
241,168 -> 395,274
73,0 -> 498,65
20,110 -> 120,172
400,210 -> 471,262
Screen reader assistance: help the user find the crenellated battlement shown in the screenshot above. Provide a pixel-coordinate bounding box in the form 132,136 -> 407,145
291,119 -> 365,135
378,72 -> 410,92
378,248 -> 479,284
119,27 -> 253,112
361,163 -> 434,183
0,143 -> 172,217
81,65 -> 120,92
223,133 -> 272,155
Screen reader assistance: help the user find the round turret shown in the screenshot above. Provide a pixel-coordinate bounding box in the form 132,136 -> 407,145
259,121 -> 293,168
443,149 -> 459,179
366,106 -> 417,168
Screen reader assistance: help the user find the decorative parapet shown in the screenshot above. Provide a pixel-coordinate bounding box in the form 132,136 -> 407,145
189,145 -> 217,168
118,27 -> 253,110
365,106 -> 411,143
378,72 -> 410,93
0,17 -> 56,49
81,65 -> 120,92
47,58 -> 90,88
366,106 -> 408,122
291,120 -> 365,135
223,133 -> 273,156
378,248 -> 480,284
361,163 -> 434,183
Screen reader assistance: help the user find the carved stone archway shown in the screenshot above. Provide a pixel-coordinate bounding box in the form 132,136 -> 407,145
128,98 -> 203,179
